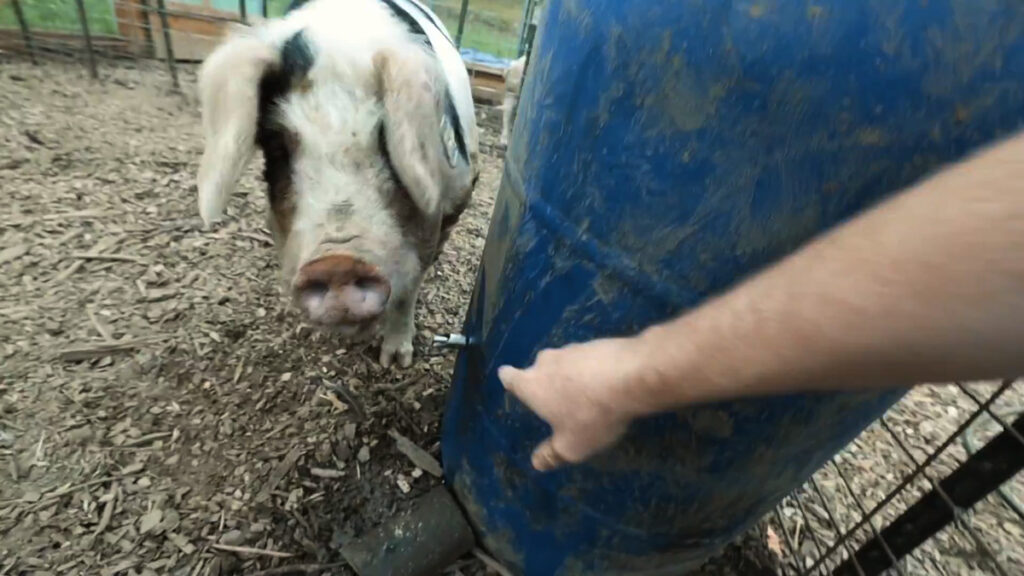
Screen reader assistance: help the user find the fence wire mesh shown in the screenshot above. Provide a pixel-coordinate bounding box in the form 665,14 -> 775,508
0,0 -> 530,87
769,379 -> 1024,576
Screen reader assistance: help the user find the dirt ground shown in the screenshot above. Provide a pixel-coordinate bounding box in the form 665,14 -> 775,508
1,55 -> 1021,576
0,55 -> 497,575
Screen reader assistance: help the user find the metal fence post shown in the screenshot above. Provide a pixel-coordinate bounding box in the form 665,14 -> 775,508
516,0 -> 533,57
154,0 -> 180,90
455,0 -> 469,48
73,0 -> 99,79
239,0 -> 248,22
11,0 -> 37,65
522,21 -> 536,68
138,0 -> 157,58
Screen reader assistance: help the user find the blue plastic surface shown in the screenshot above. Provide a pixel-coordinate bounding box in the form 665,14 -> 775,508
460,47 -> 513,69
441,1 -> 1024,574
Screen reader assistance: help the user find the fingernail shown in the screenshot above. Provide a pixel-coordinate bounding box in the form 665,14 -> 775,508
497,366 -> 512,387
531,453 -> 550,472
531,443 -> 563,472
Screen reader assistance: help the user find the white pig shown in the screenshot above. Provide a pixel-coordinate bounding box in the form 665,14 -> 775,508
195,0 -> 479,367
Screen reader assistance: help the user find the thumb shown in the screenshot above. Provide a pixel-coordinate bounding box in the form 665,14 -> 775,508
531,437 -> 569,472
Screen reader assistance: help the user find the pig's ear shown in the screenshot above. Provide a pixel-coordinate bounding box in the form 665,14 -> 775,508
196,29 -> 278,226
374,46 -> 447,217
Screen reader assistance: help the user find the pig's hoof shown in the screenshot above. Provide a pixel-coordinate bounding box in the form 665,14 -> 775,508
380,337 -> 414,369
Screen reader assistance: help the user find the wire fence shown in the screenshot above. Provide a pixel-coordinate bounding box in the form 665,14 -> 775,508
0,0 -> 534,94
769,379 -> 1023,576
425,0 -> 526,59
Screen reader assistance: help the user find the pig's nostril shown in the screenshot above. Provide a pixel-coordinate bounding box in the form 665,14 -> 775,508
297,280 -> 330,317
303,280 -> 330,298
295,255 -> 391,324
354,277 -> 378,291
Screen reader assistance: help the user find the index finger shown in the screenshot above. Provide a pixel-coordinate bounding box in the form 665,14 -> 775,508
497,365 -> 525,392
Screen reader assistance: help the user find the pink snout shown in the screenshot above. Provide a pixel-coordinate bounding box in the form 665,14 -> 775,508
292,254 -> 391,326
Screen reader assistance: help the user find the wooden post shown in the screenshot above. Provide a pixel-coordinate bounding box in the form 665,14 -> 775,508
73,0 -> 99,79
455,0 -> 470,48
11,0 -> 37,65
154,0 -> 180,90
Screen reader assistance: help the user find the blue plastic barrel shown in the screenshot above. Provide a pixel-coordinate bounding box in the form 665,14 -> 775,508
441,1 -> 1024,574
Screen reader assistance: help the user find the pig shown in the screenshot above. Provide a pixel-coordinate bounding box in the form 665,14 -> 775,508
499,55 -> 526,148
195,0 -> 479,368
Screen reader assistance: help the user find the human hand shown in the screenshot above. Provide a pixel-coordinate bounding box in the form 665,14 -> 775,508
497,336 -> 654,471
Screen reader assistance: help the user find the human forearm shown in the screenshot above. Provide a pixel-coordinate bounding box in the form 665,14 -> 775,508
632,132 -> 1024,413
500,131 -> 1024,470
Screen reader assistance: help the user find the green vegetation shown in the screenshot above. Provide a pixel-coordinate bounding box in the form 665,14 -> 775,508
430,0 -> 523,58
0,0 -> 119,36
0,0 -> 525,59
266,0 -> 290,18
270,0 -> 526,58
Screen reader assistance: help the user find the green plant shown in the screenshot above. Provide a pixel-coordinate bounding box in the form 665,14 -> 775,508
431,0 -> 523,58
0,0 -> 119,36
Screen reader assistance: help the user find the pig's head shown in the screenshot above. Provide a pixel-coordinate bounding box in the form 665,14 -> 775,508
195,23 -> 468,338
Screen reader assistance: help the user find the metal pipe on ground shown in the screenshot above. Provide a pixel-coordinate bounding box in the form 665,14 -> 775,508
340,486 -> 475,576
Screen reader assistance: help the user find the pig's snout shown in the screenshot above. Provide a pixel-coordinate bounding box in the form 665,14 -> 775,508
293,254 -> 391,325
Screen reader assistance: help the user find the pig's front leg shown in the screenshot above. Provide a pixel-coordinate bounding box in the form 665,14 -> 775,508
500,93 -> 516,148
379,284 -> 419,369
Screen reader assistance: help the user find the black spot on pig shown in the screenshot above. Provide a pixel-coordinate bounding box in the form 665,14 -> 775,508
381,0 -> 429,45
255,29 -> 314,239
444,92 -> 467,162
280,30 -> 315,84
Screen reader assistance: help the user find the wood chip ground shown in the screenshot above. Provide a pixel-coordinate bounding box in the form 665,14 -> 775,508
2,56 -> 1020,576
